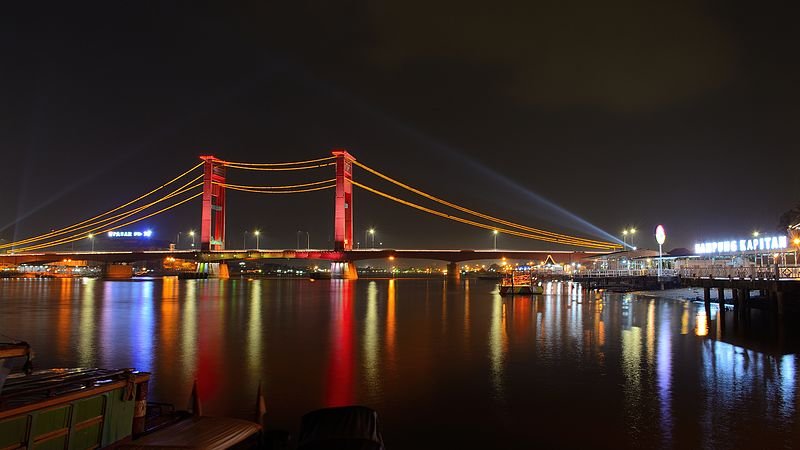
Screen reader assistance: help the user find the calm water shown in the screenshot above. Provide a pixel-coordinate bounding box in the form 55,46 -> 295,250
1,277 -> 798,449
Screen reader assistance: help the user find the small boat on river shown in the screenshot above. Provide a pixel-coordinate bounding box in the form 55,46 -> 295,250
499,271 -> 543,295
1,341 -> 386,449
0,342 -> 261,449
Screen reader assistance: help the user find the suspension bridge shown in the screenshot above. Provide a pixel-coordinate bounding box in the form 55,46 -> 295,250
0,150 -> 620,279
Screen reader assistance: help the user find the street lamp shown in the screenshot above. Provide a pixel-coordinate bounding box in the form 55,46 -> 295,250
629,228 -> 636,248
88,233 -> 95,252
297,230 -> 310,250
176,231 -> 182,249
189,230 -> 195,248
254,230 -> 260,250
793,238 -> 800,265
369,229 -> 375,248
622,229 -> 628,249
493,229 -> 498,250
753,231 -> 760,266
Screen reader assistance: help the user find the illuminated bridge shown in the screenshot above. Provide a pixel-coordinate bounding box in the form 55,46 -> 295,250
0,150 -> 620,279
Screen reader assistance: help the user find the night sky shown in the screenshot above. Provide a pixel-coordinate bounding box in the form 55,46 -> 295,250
2,2 -> 798,252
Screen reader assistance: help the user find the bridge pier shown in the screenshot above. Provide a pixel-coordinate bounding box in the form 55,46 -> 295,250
105,264 -> 133,279
703,287 -> 711,310
197,262 -> 229,279
446,262 -> 460,282
331,261 -> 358,280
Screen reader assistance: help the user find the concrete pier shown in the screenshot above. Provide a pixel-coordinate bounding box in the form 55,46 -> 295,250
446,262 -> 460,282
105,264 -> 133,279
331,261 -> 358,279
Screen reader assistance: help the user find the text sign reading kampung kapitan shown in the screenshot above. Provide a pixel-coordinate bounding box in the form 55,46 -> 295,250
695,235 -> 787,255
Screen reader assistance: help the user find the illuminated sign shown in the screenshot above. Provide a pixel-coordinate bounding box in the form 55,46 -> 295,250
655,225 -> 666,246
107,230 -> 153,238
694,235 -> 787,255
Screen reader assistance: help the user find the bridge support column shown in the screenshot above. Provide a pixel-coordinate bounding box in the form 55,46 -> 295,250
200,155 -> 226,251
717,287 -> 725,308
446,262 -> 460,282
197,262 -> 229,279
703,287 -> 711,310
331,261 -> 358,280
105,264 -> 133,279
332,150 -> 355,251
737,288 -> 748,319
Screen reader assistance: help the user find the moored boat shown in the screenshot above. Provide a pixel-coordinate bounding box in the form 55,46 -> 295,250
499,271 -> 543,295
0,343 -> 262,449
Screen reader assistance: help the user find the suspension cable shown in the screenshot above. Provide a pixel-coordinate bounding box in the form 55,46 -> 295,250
217,183 -> 335,194
352,160 -> 616,248
0,162 -> 204,249
14,189 -> 203,253
11,182 -> 202,252
220,156 -> 335,166
214,179 -> 335,190
223,162 -> 335,171
352,181 -> 618,249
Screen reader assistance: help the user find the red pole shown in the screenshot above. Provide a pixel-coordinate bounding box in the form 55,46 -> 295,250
200,156 -> 226,251
332,150 -> 355,251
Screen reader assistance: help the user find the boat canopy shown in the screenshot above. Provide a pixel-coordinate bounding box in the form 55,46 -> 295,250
118,416 -> 261,449
298,405 -> 385,450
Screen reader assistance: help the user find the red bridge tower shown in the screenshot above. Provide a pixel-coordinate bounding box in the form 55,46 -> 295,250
200,155 -> 226,251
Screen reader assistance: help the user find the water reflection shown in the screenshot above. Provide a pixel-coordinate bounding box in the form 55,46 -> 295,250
364,281 -> 379,396
488,292 -> 507,402
1,278 -> 798,449
325,280 -> 355,407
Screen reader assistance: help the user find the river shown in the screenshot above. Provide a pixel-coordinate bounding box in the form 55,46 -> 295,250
0,277 -> 797,449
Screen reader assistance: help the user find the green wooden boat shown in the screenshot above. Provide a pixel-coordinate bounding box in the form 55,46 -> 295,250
0,343 -> 262,449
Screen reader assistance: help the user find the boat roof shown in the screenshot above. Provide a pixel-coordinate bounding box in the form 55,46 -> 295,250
0,368 -> 149,418
118,416 -> 261,449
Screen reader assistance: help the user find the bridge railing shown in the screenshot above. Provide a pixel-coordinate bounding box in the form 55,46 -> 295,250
573,268 -> 677,278
678,265 -> 800,280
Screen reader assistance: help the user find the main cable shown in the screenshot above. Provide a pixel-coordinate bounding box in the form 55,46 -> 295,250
220,156 -> 335,166
352,181 -> 618,249
215,179 -> 335,190
353,160 -> 617,248
215,183 -> 335,194
0,162 -> 204,249
223,162 -> 335,171
12,182 -> 202,252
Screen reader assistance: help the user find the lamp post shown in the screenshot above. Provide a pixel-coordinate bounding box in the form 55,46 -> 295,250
369,229 -> 375,248
753,231 -> 760,266
297,231 -> 311,250
629,228 -> 636,248
493,229 -> 498,250
189,230 -> 195,248
622,229 -> 628,249
176,232 -> 182,249
793,238 -> 800,265
88,233 -> 95,252
655,225 -> 666,277
254,230 -> 260,250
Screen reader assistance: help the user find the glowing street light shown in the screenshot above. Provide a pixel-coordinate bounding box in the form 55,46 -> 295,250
655,225 -> 666,277
87,233 -> 95,252
493,229 -> 498,250
188,230 -> 195,248
254,230 -> 261,250
368,228 -> 375,249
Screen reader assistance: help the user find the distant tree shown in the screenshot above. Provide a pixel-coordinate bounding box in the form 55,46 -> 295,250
779,204 -> 800,230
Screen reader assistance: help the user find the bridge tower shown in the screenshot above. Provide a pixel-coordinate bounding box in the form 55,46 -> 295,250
331,150 -> 357,279
200,155 -> 226,251
332,149 -> 355,251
